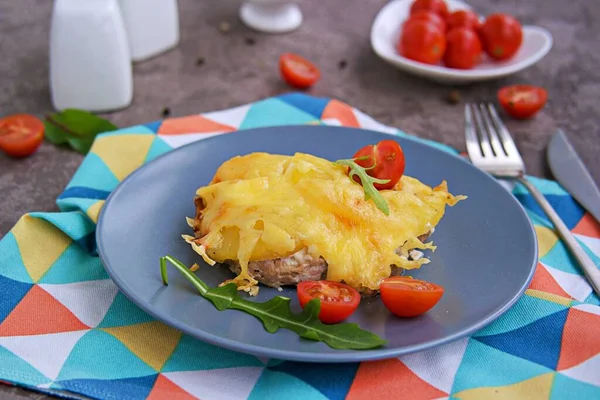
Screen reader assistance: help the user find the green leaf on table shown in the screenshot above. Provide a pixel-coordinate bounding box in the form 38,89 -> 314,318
44,109 -> 118,154
160,255 -> 387,350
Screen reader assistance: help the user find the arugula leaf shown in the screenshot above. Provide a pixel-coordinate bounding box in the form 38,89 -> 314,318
44,109 -> 118,154
161,255 -> 387,350
334,158 -> 390,215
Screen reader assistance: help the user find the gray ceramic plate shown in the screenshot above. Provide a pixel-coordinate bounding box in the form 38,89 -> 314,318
97,126 -> 538,363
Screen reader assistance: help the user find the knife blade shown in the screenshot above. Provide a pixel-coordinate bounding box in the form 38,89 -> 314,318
547,129 -> 600,223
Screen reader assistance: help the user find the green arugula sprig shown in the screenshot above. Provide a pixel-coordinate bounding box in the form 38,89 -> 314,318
335,157 -> 390,215
160,255 -> 387,350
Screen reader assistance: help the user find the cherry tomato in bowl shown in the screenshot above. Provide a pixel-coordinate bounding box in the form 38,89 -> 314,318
352,139 -> 405,190
410,0 -> 449,20
444,27 -> 482,69
480,13 -> 523,60
446,9 -> 481,32
297,280 -> 360,324
0,114 -> 45,158
380,276 -> 445,317
498,84 -> 548,119
398,20 -> 446,65
279,53 -> 321,89
403,10 -> 446,34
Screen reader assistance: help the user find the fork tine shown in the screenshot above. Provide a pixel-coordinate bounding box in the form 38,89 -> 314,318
486,104 -> 522,160
469,104 -> 494,158
464,104 -> 483,160
478,103 -> 506,157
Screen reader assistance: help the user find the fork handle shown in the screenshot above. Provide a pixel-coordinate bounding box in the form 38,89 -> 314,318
518,176 -> 600,297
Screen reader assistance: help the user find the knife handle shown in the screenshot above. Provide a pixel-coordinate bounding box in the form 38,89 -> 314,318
519,176 -> 600,297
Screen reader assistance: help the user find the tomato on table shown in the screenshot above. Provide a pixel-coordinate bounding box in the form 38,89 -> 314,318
0,114 -> 45,158
446,9 -> 481,32
297,281 -> 360,324
352,139 -> 405,190
498,85 -> 548,119
279,53 -> 321,89
410,0 -> 449,20
403,10 -> 446,34
380,276 -> 444,317
480,13 -> 523,60
443,27 -> 482,69
399,20 -> 446,65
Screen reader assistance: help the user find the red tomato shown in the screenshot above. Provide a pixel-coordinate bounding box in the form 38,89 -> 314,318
297,281 -> 360,324
352,139 -> 405,190
480,13 -> 523,60
403,10 -> 446,33
399,20 -> 446,65
443,27 -> 482,69
446,9 -> 481,32
380,277 -> 444,317
410,0 -> 449,19
497,85 -> 548,119
279,53 -> 321,89
0,114 -> 45,158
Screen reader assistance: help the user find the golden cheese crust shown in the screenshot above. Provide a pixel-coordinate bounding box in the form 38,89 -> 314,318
184,152 -> 464,294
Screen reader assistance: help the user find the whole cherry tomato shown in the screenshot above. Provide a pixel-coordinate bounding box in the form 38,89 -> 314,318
443,27 -> 483,69
403,10 -> 446,34
480,13 -> 523,60
380,277 -> 444,317
399,20 -> 446,65
297,280 -> 361,324
497,85 -> 548,119
410,0 -> 449,20
446,9 -> 481,32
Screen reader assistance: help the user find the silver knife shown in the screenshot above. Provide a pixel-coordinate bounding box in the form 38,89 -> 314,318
547,129 -> 600,224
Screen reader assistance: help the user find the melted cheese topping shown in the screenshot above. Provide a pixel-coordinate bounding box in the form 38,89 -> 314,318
184,152 -> 464,293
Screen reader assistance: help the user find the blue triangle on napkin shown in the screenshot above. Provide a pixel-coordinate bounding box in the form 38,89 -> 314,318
552,372 -> 600,398
0,346 -> 50,386
55,374 -> 157,399
0,275 -> 32,323
268,361 -> 358,400
277,93 -> 330,119
473,309 -> 568,370
515,194 -> 585,230
143,120 -> 163,133
451,339 -> 552,393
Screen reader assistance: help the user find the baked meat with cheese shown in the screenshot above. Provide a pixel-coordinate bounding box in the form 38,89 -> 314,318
183,152 -> 465,296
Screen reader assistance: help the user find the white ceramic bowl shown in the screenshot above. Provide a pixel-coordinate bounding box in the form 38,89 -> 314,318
370,0 -> 553,84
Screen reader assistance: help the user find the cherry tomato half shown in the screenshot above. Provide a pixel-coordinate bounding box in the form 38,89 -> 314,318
410,0 -> 449,20
480,13 -> 523,61
399,20 -> 446,65
297,280 -> 360,324
352,139 -> 405,190
0,114 -> 45,158
498,84 -> 548,119
446,9 -> 481,32
380,277 -> 444,317
443,27 -> 482,69
403,10 -> 446,34
279,53 -> 321,89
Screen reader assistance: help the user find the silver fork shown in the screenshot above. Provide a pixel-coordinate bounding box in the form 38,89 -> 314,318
465,103 -> 600,296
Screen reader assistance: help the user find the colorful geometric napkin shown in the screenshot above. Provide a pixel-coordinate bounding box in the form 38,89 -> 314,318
1,94 -> 599,400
